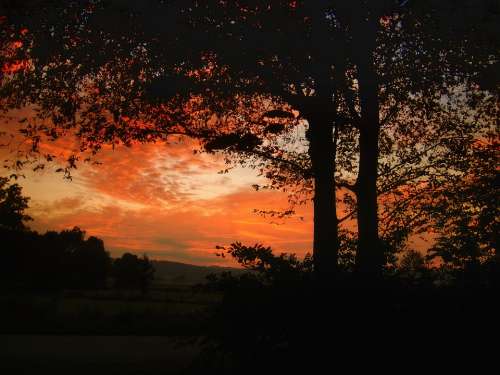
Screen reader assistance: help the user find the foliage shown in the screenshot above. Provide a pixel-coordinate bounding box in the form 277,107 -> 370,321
200,245 -> 500,373
65,230 -> 112,289
394,249 -> 432,286
207,236 -> 391,288
112,253 -> 155,292
0,176 -> 32,231
1,225 -> 111,290
425,139 -> 499,271
0,0 -> 498,277
215,242 -> 313,284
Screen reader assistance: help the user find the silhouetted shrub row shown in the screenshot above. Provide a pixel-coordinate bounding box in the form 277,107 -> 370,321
208,242 -> 500,290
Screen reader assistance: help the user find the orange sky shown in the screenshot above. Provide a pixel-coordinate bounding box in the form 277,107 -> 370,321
2,136 -> 314,266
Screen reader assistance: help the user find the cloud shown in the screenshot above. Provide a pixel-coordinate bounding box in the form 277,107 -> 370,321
2,121 -> 314,265
28,184 -> 313,266
77,140 -> 261,207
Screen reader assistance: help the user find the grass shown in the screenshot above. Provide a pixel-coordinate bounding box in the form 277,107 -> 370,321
0,284 -> 222,336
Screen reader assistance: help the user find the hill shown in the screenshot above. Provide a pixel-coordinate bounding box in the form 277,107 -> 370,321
151,260 -> 245,286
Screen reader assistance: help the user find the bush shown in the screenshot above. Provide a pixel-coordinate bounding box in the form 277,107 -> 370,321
112,253 -> 155,292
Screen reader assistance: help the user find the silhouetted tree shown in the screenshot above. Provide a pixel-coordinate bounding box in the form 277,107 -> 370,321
0,0 -> 343,279
22,227 -> 111,289
0,225 -> 38,288
113,253 -> 154,292
214,242 -> 313,287
66,232 -> 112,289
0,176 -> 32,231
317,1 -> 499,278
427,140 -> 498,259
400,250 -> 426,271
1,0 -> 498,282
418,139 -> 499,286
394,249 -> 432,286
1,221 -> 112,290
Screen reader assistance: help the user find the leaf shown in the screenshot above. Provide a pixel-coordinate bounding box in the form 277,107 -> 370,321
204,134 -> 241,151
263,110 -> 295,119
264,123 -> 285,134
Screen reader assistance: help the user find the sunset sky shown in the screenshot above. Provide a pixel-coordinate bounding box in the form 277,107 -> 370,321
2,137 -> 314,266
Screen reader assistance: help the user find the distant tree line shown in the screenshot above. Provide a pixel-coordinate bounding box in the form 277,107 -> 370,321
0,177 -> 154,291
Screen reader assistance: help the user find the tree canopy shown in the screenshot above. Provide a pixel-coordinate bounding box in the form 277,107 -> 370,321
0,0 -> 498,280
113,252 -> 155,292
0,176 -> 32,230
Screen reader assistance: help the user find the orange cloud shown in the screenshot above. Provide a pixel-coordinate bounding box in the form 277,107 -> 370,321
2,132 -> 312,265
29,186 -> 313,266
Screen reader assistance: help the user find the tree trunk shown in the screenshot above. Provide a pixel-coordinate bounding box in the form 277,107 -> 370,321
307,115 -> 338,280
354,19 -> 383,279
304,1 -> 339,281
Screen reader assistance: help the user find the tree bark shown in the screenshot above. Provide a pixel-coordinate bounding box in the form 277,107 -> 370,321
303,1 -> 339,281
307,114 -> 338,280
354,19 -> 383,279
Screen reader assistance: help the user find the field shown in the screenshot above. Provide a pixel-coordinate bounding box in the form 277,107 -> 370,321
2,335 -> 202,374
0,283 -> 224,374
0,284 -> 221,335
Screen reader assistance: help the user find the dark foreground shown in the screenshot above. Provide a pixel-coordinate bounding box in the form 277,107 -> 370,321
0,287 -> 212,374
2,283 -> 500,374
1,335 -> 200,375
